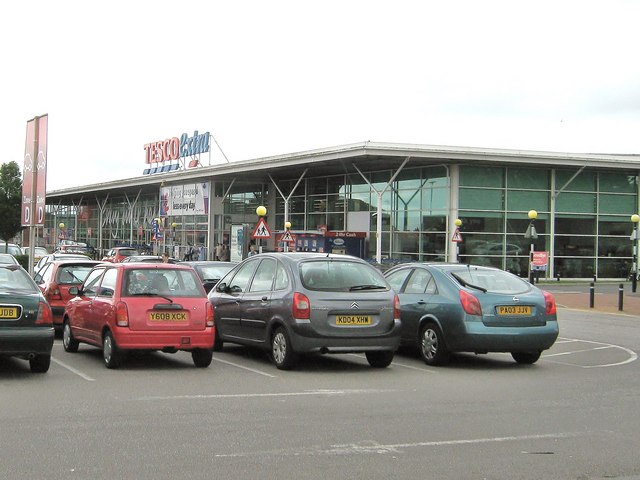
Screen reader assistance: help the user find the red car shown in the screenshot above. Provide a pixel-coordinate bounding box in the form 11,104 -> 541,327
102,247 -> 139,263
34,259 -> 104,329
62,263 -> 214,368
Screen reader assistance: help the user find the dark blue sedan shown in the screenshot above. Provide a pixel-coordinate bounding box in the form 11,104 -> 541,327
384,263 -> 559,366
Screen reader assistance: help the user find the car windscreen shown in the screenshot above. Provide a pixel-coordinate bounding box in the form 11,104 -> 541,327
122,268 -> 204,297
120,249 -> 139,257
0,266 -> 38,292
56,265 -> 96,284
300,260 -> 389,291
197,265 -> 235,281
448,267 -> 530,295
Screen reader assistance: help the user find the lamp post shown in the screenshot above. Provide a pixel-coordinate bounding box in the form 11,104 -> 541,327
284,221 -> 292,252
524,210 -> 538,284
256,206 -> 267,254
453,218 -> 462,262
631,214 -> 639,292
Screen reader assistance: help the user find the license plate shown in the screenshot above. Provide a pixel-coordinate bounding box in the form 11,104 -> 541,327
497,305 -> 532,315
336,315 -> 372,325
148,311 -> 189,322
0,307 -> 19,319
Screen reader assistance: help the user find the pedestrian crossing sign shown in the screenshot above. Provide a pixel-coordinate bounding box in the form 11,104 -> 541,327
251,217 -> 271,239
281,230 -> 295,243
451,228 -> 462,243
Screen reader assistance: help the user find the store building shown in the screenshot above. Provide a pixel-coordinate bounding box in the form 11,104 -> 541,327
41,141 -> 640,279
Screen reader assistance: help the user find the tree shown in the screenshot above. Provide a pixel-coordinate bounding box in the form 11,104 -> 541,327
0,161 -> 24,249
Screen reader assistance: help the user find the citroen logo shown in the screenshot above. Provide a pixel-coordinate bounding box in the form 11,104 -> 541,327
512,296 -> 520,302
351,302 -> 359,309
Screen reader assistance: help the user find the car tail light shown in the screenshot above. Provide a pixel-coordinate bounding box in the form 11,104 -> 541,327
542,290 -> 556,315
205,302 -> 214,327
115,301 -> 129,327
459,290 -> 482,316
393,294 -> 401,320
293,292 -> 310,319
36,301 -> 53,325
46,285 -> 62,301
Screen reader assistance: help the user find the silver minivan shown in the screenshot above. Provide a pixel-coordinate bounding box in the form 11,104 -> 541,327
208,252 -> 401,369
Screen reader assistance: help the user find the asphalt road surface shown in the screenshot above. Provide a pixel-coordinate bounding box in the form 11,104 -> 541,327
1,306 -> 639,480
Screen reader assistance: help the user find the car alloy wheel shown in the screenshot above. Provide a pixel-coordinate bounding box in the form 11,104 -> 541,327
420,323 -> 450,366
271,326 -> 298,370
62,321 -> 79,353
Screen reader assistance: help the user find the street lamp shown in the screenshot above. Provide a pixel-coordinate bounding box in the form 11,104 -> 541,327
58,222 -> 65,242
284,221 -> 292,252
631,214 -> 639,292
256,206 -> 267,254
453,218 -> 462,262
524,210 -> 538,284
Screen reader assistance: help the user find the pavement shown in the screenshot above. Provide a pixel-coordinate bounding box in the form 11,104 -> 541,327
539,281 -> 640,316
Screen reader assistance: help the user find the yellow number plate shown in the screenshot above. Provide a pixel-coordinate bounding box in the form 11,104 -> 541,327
336,315 -> 372,325
497,305 -> 532,316
149,311 -> 189,322
0,307 -> 19,319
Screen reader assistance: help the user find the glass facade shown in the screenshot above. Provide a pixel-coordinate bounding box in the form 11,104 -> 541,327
41,157 -> 639,279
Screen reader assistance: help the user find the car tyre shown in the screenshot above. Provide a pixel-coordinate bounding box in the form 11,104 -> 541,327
271,326 -> 298,370
511,351 -> 541,364
62,320 -> 79,353
103,330 -> 123,369
365,350 -> 394,368
419,322 -> 450,366
192,348 -> 213,368
29,354 -> 50,373
212,325 -> 223,352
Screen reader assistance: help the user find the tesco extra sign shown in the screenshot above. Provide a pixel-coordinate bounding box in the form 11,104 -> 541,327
143,130 -> 210,174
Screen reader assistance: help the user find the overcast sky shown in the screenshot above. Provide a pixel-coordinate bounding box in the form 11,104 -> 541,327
2,0 -> 639,192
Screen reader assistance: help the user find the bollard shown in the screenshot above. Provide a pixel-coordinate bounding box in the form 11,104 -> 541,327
589,282 -> 595,309
556,273 -> 561,282
619,283 -> 624,311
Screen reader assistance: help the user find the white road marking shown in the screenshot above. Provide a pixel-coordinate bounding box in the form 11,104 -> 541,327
346,353 -> 437,373
134,388 -> 396,401
543,337 -> 637,368
214,432 -> 582,458
212,356 -> 277,377
51,357 -> 95,381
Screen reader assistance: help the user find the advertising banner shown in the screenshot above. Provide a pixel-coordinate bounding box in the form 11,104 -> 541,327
21,114 -> 48,226
159,182 -> 210,216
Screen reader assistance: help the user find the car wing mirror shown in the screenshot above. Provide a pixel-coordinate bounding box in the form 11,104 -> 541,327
216,282 -> 228,293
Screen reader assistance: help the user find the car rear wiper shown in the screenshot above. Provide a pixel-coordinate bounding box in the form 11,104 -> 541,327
349,284 -> 387,291
451,273 -> 487,293
129,292 -> 174,302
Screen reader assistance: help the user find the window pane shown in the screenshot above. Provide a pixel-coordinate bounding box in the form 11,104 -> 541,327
599,172 -> 637,193
597,258 -> 630,278
459,188 -> 503,210
599,194 -> 635,215
506,190 -> 549,212
554,257 -> 595,278
459,213 -> 504,233
554,216 -> 596,235
598,237 -> 631,256
554,236 -> 595,256
507,168 -> 549,189
599,218 -> 632,236
556,193 -> 596,213
394,210 -> 421,231
556,170 -> 596,192
460,166 -> 504,187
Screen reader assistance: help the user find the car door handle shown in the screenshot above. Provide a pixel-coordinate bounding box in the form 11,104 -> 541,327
261,296 -> 269,303
417,300 -> 426,304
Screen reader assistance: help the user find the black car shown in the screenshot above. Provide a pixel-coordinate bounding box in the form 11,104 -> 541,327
182,260 -> 238,292
0,264 -> 54,372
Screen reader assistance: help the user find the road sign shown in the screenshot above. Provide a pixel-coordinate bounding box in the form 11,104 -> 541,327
281,230 -> 295,243
451,228 -> 462,243
251,217 -> 271,239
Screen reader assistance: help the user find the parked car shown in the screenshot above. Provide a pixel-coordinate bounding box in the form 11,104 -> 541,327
121,255 -> 179,264
22,246 -> 49,266
384,262 -> 559,366
63,263 -> 214,368
34,259 -> 104,329
0,253 -> 19,265
35,252 -> 92,276
0,242 -> 23,257
102,247 -> 139,263
182,260 -> 238,293
208,252 -> 401,370
0,264 -> 54,372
